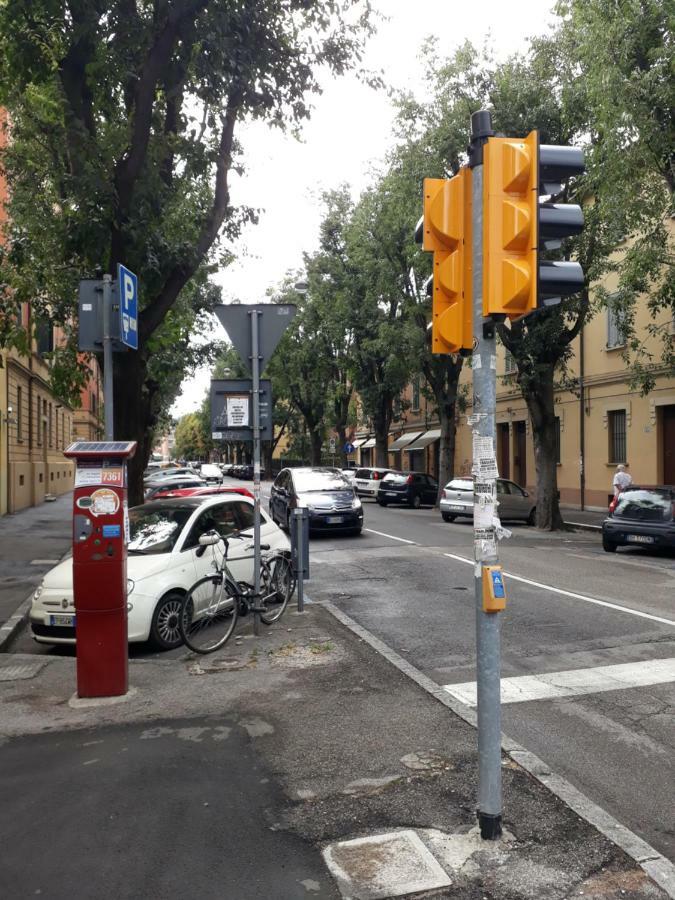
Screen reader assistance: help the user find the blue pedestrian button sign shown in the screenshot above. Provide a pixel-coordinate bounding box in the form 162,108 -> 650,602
491,570 -> 505,599
118,264 -> 138,350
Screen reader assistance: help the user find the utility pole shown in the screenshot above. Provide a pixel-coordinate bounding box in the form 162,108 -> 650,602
102,274 -> 114,440
468,110 -> 503,840
250,309 -> 262,637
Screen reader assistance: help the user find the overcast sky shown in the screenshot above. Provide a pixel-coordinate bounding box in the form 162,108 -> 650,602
171,0 -> 555,418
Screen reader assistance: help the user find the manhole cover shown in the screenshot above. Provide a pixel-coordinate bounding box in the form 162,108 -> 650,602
323,830 -> 451,899
0,660 -> 48,682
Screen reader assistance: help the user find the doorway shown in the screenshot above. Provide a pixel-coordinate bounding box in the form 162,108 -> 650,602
662,405 -> 675,485
513,421 -> 527,487
497,423 -> 510,479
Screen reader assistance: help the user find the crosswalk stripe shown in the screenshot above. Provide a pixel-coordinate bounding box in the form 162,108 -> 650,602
443,657 -> 675,706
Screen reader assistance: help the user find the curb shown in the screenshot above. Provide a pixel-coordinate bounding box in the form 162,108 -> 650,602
564,520 -> 603,532
320,599 -> 675,899
0,593 -> 34,653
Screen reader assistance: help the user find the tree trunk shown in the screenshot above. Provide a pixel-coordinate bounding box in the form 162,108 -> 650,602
337,425 -> 347,467
437,406 -> 456,504
373,396 -> 392,468
310,428 -> 323,466
112,350 -> 155,507
521,365 -> 563,530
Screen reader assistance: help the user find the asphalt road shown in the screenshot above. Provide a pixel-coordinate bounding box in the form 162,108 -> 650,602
297,494 -> 675,862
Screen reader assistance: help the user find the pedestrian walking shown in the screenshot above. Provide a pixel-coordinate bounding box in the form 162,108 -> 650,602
612,464 -> 632,498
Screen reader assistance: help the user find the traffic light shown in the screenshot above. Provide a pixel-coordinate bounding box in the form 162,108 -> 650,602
420,169 -> 472,354
483,130 -> 585,318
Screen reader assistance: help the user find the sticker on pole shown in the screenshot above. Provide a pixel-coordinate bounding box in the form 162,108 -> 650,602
472,435 -> 499,480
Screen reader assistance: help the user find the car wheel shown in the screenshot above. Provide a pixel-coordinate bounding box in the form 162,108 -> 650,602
602,537 -> 617,553
150,591 -> 186,650
350,527 -> 363,536
442,513 -> 456,522
527,507 -> 536,526
410,494 -> 421,509
377,498 -> 387,507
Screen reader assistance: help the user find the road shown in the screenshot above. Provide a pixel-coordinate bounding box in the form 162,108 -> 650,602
295,494 -> 675,861
10,483 -> 674,860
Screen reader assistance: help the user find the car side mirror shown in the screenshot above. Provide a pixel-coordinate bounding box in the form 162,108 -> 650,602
523,491 -> 529,497
198,531 -> 221,547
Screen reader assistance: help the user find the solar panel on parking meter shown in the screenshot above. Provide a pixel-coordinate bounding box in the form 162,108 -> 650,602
214,303 -> 296,375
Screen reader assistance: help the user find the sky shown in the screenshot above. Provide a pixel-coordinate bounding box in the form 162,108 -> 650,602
171,0 -> 556,418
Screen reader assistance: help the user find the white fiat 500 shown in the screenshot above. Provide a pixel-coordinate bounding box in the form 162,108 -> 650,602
30,495 -> 290,650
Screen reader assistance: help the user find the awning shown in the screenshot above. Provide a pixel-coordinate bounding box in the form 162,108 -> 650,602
405,429 -> 442,452
388,431 -> 424,451
351,437 -> 368,449
361,438 -> 376,449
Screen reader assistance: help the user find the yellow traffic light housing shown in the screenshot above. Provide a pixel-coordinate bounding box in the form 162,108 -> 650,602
422,170 -> 472,354
483,131 -> 538,318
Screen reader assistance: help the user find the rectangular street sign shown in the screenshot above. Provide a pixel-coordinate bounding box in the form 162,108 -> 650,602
210,379 -> 272,442
118,264 -> 138,350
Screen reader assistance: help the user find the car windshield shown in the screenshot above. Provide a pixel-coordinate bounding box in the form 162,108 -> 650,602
128,505 -> 194,554
613,489 -> 672,522
383,473 -> 408,484
293,471 -> 350,493
446,480 -> 473,491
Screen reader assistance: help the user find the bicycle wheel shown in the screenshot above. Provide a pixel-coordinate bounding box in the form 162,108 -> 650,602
260,554 -> 294,625
180,573 -> 239,653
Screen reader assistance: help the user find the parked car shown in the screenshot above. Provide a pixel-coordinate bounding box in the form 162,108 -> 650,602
270,467 -> 363,535
144,475 -> 205,500
152,485 -> 254,501
439,477 -> 536,524
602,486 -> 675,553
354,467 -> 398,499
377,472 -> 439,509
30,495 -> 290,650
144,466 -> 194,485
199,463 -> 223,485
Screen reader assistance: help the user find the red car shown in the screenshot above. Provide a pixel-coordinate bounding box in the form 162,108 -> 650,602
152,485 -> 254,501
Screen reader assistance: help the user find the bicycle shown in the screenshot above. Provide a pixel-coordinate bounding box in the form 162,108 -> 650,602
179,530 -> 295,654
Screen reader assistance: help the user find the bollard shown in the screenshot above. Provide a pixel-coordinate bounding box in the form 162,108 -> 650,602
291,507 -> 309,612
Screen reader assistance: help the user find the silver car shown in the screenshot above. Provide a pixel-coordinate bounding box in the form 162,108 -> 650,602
440,478 -> 536,524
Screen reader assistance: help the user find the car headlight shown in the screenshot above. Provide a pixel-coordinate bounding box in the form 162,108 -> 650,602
127,579 -> 135,596
33,585 -> 43,602
352,497 -> 362,510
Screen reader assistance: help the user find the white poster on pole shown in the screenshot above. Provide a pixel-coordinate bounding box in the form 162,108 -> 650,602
227,396 -> 249,427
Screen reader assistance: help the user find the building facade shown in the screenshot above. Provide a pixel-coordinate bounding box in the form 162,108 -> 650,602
352,292 -> 674,511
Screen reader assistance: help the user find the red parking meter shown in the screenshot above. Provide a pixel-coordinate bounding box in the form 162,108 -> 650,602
64,441 -> 137,698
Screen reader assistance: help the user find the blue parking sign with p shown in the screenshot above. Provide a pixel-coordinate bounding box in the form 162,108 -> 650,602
118,264 -> 138,350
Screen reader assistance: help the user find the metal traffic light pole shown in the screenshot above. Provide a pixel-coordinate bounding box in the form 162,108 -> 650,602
102,273 -> 114,440
469,109 -> 503,840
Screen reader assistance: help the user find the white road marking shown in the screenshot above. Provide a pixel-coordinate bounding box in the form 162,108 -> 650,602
442,553 -> 675,627
443,657 -> 675,706
364,528 -> 417,545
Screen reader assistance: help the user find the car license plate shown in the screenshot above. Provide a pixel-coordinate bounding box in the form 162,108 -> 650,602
626,534 -> 655,544
448,504 -> 464,511
49,614 -> 75,627
325,516 -> 344,524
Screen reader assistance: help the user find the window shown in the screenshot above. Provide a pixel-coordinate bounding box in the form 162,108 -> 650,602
504,351 -> 517,375
35,320 -> 54,356
411,378 -> 420,412
607,306 -> 626,348
49,403 -> 53,448
37,398 -> 42,446
91,392 -> 97,415
16,386 -> 23,441
554,416 -> 561,464
608,410 -> 627,463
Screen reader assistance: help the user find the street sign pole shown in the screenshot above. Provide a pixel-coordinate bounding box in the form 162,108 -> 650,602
469,110 -> 502,840
102,274 -> 114,440
250,309 -> 262,637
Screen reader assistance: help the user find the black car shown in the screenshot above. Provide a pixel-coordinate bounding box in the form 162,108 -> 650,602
602,486 -> 675,552
377,471 -> 439,509
270,467 -> 363,535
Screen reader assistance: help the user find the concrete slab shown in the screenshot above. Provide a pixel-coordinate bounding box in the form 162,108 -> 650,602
322,829 -> 452,899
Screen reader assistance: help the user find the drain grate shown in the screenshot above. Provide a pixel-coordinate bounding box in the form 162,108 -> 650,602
0,660 -> 48,682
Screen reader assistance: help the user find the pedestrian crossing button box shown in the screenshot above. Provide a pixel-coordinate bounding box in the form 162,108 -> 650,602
482,565 -> 507,613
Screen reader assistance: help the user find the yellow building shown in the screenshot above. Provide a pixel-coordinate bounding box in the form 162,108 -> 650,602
0,352 -> 8,516
3,309 -> 75,513
354,289 -> 674,511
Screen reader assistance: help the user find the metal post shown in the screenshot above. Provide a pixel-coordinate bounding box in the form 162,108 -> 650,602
295,509 -> 305,613
470,110 -> 502,840
102,274 -> 114,440
251,309 -> 262,636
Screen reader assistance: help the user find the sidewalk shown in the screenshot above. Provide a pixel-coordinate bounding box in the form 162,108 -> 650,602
561,505 -> 607,530
1,602 -> 672,899
0,493 -> 73,645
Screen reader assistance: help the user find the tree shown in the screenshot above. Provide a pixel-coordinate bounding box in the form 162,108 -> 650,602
174,411 -> 207,460
0,0 -> 375,504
